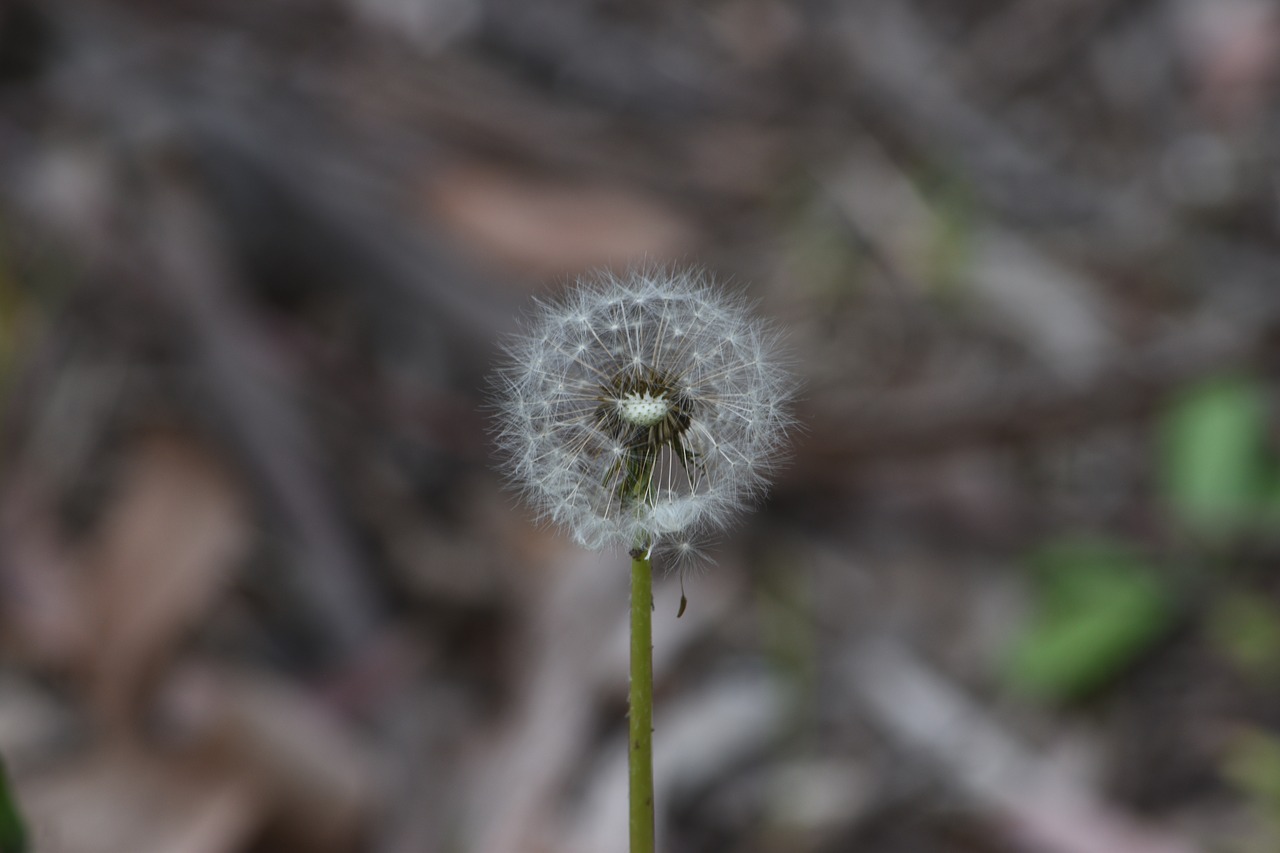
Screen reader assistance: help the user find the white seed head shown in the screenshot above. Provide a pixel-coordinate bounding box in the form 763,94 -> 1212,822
490,268 -> 795,562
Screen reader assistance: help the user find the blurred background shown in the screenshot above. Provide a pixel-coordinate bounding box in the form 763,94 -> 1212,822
2,0 -> 1280,851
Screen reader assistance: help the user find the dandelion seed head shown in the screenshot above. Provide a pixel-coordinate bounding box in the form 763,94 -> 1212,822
490,268 -> 795,560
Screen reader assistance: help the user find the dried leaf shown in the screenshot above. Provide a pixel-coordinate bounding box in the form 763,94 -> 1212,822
20,749 -> 261,853
426,164 -> 696,276
158,666 -> 378,853
83,432 -> 249,729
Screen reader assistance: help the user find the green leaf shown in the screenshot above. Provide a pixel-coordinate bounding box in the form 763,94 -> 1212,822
924,179 -> 975,300
1208,591 -> 1280,680
1223,728 -> 1280,852
1161,377 -> 1270,537
1225,728 -> 1280,811
0,756 -> 26,853
1004,540 -> 1174,701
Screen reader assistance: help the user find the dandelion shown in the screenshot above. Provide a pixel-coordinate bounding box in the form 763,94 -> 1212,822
489,267 -> 794,853
491,267 -> 794,562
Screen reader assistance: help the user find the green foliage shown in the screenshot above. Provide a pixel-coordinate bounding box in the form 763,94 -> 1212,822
923,178 -> 975,299
1208,591 -> 1280,681
0,757 -> 26,853
757,558 -> 817,700
782,199 -> 868,302
1226,728 -> 1280,803
1223,728 -> 1280,853
1161,377 -> 1271,537
1004,540 -> 1174,701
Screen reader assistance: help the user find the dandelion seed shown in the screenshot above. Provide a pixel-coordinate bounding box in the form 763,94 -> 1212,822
490,268 -> 795,563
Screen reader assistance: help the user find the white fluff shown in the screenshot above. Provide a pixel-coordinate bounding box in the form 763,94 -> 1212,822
490,268 -> 795,566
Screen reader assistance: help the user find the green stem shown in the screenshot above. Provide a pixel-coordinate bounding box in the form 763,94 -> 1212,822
629,548 -> 655,853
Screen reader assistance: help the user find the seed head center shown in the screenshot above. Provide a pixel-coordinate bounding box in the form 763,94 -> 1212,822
617,391 -> 670,427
